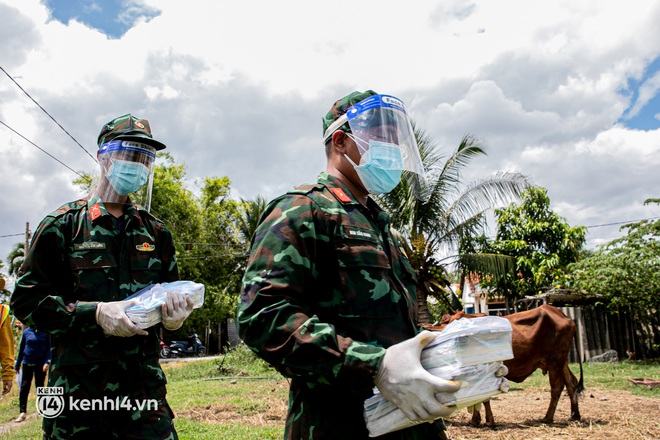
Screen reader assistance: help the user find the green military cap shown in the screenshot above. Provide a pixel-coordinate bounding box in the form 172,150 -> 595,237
97,114 -> 167,150
321,90 -> 377,137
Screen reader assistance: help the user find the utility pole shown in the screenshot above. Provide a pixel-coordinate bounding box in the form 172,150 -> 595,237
25,222 -> 31,253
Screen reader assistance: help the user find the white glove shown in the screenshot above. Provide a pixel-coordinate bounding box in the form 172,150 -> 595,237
496,364 -> 510,392
161,291 -> 194,331
375,331 -> 464,422
96,300 -> 148,337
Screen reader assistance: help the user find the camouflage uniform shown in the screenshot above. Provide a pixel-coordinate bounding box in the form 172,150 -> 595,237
11,194 -> 179,439
238,172 -> 447,439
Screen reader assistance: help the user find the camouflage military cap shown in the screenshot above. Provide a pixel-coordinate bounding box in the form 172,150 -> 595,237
97,114 -> 167,150
321,90 -> 377,136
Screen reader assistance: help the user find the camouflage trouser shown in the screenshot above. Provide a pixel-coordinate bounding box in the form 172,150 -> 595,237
42,360 -> 177,439
42,398 -> 177,440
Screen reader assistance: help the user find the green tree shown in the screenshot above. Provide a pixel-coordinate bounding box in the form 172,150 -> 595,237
482,186 -> 586,308
568,199 -> 660,313
150,156 -> 245,336
73,154 -> 247,345
7,242 -> 25,276
379,129 -> 530,323
239,195 -> 268,245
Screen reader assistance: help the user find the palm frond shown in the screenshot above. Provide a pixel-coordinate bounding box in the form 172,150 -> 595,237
457,253 -> 517,279
433,172 -> 530,238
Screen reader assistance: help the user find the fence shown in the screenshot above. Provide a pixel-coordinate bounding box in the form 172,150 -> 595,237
560,305 -> 659,362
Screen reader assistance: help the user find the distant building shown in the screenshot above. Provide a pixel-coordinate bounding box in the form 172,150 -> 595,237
457,273 -> 506,316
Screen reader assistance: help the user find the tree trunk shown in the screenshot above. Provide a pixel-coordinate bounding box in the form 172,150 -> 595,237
416,285 -> 431,325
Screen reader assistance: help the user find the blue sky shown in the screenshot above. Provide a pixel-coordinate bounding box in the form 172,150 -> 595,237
46,0 -> 160,39
620,56 -> 660,130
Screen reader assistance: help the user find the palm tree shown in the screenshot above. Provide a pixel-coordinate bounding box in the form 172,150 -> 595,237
239,196 -> 268,247
7,242 -> 25,276
378,128 -> 530,324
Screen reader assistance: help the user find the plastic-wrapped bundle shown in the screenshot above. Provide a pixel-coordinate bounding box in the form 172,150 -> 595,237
124,281 -> 205,329
363,316 -> 513,437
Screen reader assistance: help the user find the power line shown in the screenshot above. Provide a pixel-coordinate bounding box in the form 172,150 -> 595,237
0,233 -> 23,239
0,65 -> 97,164
585,217 -> 660,228
0,120 -> 84,177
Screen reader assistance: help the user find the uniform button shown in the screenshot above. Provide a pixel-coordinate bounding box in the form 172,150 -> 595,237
260,270 -> 268,277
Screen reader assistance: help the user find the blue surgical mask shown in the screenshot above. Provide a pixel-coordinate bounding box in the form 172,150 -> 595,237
106,159 -> 150,195
345,140 -> 403,194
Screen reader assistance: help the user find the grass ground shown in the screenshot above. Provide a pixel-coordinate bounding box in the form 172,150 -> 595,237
1,348 -> 658,439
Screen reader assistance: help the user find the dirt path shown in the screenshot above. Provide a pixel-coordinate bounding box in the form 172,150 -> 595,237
445,388 -> 660,440
177,383 -> 659,439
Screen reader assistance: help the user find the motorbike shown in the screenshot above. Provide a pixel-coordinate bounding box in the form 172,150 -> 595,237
169,333 -> 206,358
159,338 -> 171,359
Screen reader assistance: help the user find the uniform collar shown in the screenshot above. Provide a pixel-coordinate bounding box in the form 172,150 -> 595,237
87,194 -> 140,223
318,172 -> 361,205
318,172 -> 385,217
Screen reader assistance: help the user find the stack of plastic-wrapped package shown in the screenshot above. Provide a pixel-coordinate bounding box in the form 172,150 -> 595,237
124,281 -> 205,329
363,316 -> 513,437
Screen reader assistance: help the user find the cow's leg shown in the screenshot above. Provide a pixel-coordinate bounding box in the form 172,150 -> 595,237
468,405 -> 481,427
562,363 -> 581,420
484,400 -> 495,428
542,367 -> 565,423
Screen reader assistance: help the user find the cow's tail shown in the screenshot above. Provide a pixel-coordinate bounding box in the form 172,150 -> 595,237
574,328 -> 585,395
576,356 -> 584,394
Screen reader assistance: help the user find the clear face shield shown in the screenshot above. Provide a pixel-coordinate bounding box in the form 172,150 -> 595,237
94,140 -> 157,211
323,94 -> 428,200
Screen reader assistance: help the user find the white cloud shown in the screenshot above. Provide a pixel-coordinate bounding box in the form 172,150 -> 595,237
1,0 -> 660,264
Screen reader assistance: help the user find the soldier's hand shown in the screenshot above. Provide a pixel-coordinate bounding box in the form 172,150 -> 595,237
3,380 -> 12,394
374,331 -> 463,422
96,300 -> 148,337
161,291 -> 194,331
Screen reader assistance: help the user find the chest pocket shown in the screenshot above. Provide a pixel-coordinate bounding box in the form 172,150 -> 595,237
334,225 -> 396,318
131,248 -> 163,287
336,226 -> 390,268
69,250 -> 118,302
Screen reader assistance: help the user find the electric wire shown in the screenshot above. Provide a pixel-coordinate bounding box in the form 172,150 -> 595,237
0,120 -> 84,177
585,217 -> 660,228
0,65 -> 97,164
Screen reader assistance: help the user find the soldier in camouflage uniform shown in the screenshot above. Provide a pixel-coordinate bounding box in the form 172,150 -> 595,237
238,91 -> 463,439
11,114 -> 194,439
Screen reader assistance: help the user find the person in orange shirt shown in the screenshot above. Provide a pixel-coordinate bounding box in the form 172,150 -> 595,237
0,304 -> 16,394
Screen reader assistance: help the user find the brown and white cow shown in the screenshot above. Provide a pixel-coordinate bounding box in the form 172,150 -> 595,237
423,304 -> 584,427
